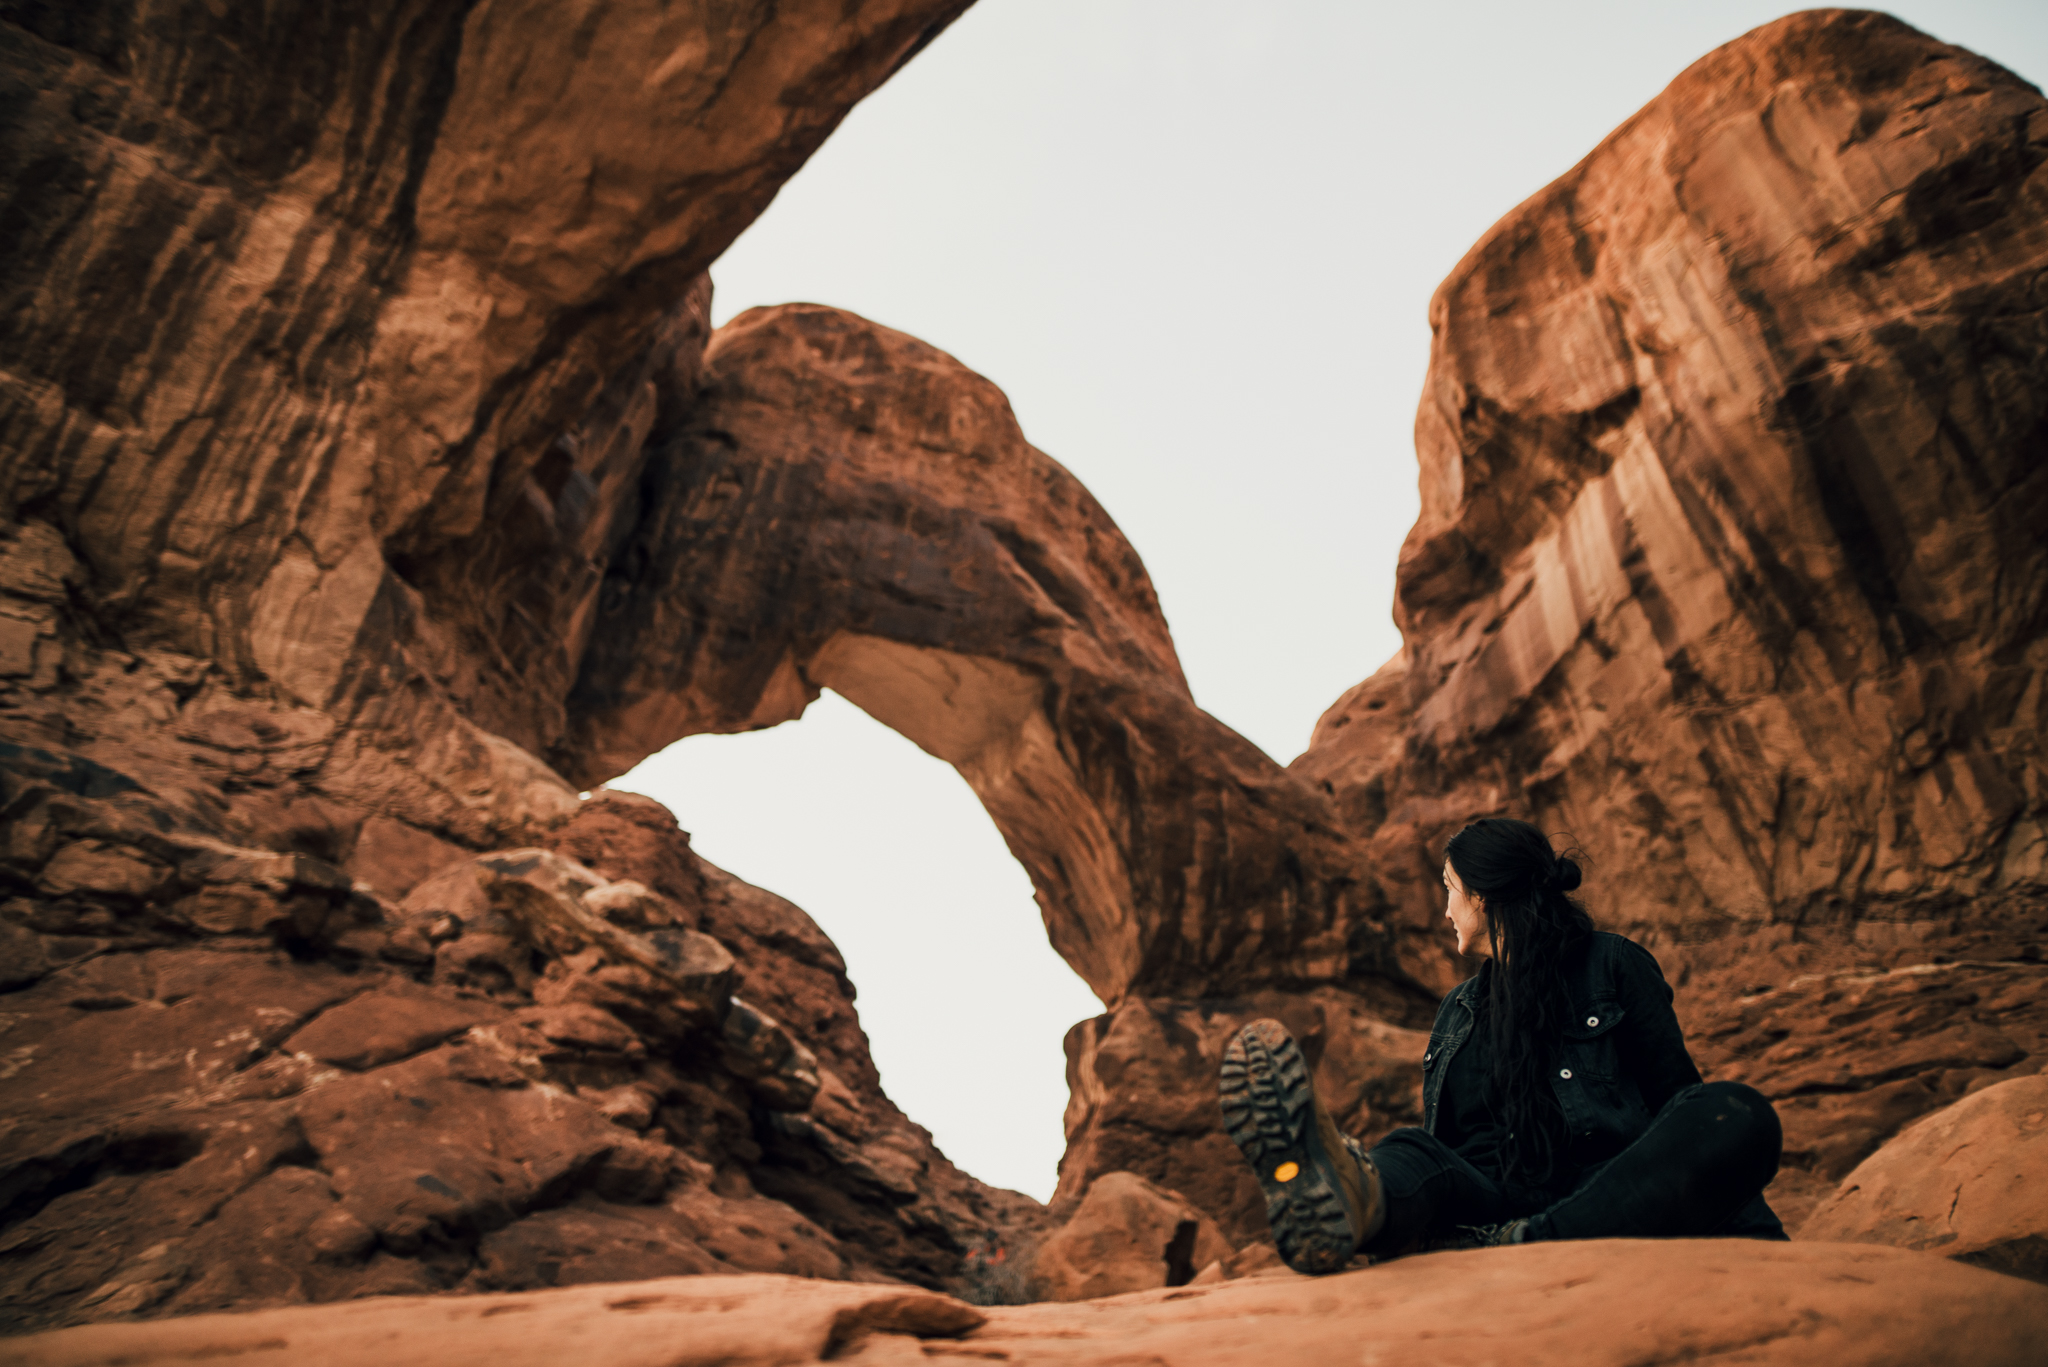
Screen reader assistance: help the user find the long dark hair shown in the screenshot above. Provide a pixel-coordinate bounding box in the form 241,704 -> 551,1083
1445,818 -> 1592,1186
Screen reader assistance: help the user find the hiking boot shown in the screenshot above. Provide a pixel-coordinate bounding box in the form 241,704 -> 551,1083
1218,1018 -> 1384,1275
1450,1218 -> 1534,1248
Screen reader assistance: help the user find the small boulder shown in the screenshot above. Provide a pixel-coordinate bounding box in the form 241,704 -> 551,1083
1801,1073 -> 2048,1281
1032,1170 -> 1232,1302
583,878 -> 692,930
477,850 -> 737,1041
517,1002 -> 645,1057
37,840 -> 170,902
0,917 -> 49,989
346,815 -> 472,902
721,997 -> 821,1111
283,981 -> 499,1070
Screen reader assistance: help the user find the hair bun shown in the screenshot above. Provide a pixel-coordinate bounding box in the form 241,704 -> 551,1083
1549,857 -> 1582,893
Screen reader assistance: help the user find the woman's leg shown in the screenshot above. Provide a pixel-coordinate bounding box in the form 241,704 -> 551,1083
1531,1081 -> 1783,1241
1220,1020 -> 1387,1274
1361,1127 -> 1532,1255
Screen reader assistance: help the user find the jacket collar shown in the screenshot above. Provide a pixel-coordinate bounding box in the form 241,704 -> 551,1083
1452,961 -> 1492,1013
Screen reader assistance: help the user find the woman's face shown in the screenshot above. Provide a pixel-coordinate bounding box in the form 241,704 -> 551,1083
1443,860 -> 1491,958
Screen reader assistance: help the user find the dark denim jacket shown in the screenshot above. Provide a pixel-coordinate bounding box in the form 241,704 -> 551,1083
1420,931 -> 1702,1160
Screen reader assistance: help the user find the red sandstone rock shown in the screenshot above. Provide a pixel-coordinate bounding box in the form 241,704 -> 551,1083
1801,1073 -> 2048,1281
1677,957 -> 2048,1228
1029,1171 -> 1231,1303
539,11 -> 2048,1237
1296,7 -> 2048,945
0,790 -> 1043,1332
0,0 -> 971,819
4,0 -> 2047,1338
557,302 -> 1385,1010
281,981 -> 498,1071
6,1242 -> 2047,1367
1056,988 -> 1426,1231
1271,4 -> 2048,1241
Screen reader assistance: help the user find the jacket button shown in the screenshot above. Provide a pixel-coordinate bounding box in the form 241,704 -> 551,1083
1559,1068 -> 1573,1079
1586,1016 -> 1599,1027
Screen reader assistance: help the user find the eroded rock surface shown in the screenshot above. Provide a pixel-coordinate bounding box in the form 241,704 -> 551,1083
1680,954 -> 2048,1229
557,303 -> 1407,1010
1802,1073 -> 2048,1280
1,0 -> 971,785
1297,7 -> 2048,944
0,0 -> 1049,1334
6,1242 -> 2047,1367
1027,1171 -> 1229,1303
0,787 -> 1043,1333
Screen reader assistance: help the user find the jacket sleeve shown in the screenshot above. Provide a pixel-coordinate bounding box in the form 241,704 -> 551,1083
1612,939 -> 1703,1116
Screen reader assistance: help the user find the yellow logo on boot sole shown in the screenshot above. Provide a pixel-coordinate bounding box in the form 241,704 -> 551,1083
1273,1161 -> 1299,1182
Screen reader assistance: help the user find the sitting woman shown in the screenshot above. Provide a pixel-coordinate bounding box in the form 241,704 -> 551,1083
1219,817 -> 1786,1274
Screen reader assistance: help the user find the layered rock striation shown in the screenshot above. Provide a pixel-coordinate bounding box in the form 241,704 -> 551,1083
1,0 -> 973,852
0,777 -> 1044,1331
0,0 -> 1046,1335
556,303 -> 1408,1010
1297,8 -> 2048,942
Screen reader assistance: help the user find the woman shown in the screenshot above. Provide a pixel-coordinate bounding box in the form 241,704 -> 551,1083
1218,817 -> 1785,1274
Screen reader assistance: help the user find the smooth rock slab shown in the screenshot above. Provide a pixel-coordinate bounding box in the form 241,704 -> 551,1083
987,1241 -> 2045,1366
0,1277 -> 982,1367
6,1241 -> 2045,1367
1802,1073 -> 2048,1280
281,983 -> 500,1071
1030,1170 -> 1231,1302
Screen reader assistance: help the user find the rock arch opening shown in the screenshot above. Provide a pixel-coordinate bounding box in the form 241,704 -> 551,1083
612,688 -> 1098,1201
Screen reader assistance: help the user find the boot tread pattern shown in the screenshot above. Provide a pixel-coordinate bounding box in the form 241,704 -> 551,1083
1218,1019 -> 1358,1275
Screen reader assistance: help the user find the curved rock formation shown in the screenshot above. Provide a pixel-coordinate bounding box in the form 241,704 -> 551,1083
1296,8 -> 2048,940
0,0 -> 1052,1335
555,303 -> 1404,1008
1280,6 -> 2048,1240
1802,1072 -> 2048,1280
0,0 -> 971,850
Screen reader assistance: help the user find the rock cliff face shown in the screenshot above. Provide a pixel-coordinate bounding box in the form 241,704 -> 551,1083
1296,8 -> 2048,941
0,0 -> 1050,1335
1,0 -> 971,852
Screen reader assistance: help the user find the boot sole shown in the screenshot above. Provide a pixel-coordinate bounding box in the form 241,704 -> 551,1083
1218,1019 -> 1362,1275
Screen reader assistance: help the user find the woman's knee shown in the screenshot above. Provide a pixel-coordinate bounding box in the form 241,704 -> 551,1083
1366,1127 -> 1459,1196
1687,1081 -> 1783,1175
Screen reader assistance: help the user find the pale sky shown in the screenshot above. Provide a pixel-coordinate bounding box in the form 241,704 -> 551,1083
618,3 -> 2048,1202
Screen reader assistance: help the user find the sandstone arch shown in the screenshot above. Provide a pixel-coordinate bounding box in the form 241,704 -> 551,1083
552,303 -> 1428,1009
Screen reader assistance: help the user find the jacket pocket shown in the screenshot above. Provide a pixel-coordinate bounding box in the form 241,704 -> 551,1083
1560,1002 -> 1626,1080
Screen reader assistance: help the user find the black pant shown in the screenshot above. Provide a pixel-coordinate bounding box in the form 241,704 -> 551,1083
1362,1081 -> 1787,1253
